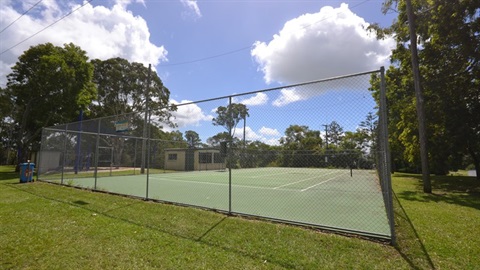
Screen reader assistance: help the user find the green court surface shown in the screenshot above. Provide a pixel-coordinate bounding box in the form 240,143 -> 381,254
46,167 -> 391,239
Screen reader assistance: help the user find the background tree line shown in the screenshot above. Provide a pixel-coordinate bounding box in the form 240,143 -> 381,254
0,43 -> 174,169
183,108 -> 379,170
369,0 -> 479,179
1,0 -> 478,181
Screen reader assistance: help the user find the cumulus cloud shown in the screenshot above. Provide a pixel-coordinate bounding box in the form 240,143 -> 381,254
251,3 -> 394,85
232,126 -> 281,145
233,93 -> 269,106
180,0 -> 202,19
233,126 -> 260,140
0,0 -> 167,86
271,88 -> 306,107
170,99 -> 213,127
259,126 -> 281,137
115,0 -> 146,9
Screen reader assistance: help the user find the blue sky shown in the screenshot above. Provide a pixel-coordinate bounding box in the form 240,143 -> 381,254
0,0 -> 397,145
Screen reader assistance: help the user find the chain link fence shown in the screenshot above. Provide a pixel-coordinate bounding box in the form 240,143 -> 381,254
38,68 -> 395,243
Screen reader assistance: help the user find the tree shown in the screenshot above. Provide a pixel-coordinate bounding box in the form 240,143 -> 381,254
280,125 -> 308,150
212,103 -> 249,139
0,87 -> 14,164
90,58 -> 174,170
280,125 -> 322,150
184,130 -> 202,148
207,132 -> 236,147
370,0 -> 480,180
358,112 -> 378,155
138,126 -> 187,169
280,125 -> 322,167
90,58 -> 173,122
404,0 -> 431,192
207,131 -> 241,168
340,131 -> 364,151
327,121 -> 344,147
241,141 -> 279,168
4,43 -> 96,166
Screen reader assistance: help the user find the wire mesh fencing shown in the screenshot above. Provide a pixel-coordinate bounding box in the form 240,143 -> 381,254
38,68 -> 395,243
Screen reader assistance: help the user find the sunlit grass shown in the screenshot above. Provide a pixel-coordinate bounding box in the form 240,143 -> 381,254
1,166 -> 479,269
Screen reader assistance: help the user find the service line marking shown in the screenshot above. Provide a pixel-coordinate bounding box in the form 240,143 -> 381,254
273,170 -> 339,189
301,172 -> 348,192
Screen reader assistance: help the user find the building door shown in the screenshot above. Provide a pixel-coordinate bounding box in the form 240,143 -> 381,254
185,149 -> 195,171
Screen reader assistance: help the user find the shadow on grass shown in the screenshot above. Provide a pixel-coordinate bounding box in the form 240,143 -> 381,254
395,173 -> 480,211
7,182 -> 298,269
393,192 -> 435,270
0,167 -> 18,182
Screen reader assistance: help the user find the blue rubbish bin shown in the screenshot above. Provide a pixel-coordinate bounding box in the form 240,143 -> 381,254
19,162 -> 35,183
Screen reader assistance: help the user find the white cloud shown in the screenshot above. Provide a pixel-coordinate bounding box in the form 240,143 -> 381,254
170,99 -> 213,127
251,3 -> 394,85
115,0 -> 146,9
234,93 -> 269,106
232,126 -> 281,145
233,126 -> 260,141
179,0 -> 202,19
0,1 -> 167,86
271,88 -> 307,107
259,126 -> 281,137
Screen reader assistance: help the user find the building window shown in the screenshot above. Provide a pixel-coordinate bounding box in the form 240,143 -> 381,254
213,153 -> 224,163
199,152 -> 212,163
168,153 -> 177,161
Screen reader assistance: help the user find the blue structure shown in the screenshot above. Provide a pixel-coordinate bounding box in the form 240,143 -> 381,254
19,162 -> 35,183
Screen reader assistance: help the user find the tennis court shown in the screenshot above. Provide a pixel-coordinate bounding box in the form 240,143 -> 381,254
38,69 -> 395,242
50,167 -> 391,239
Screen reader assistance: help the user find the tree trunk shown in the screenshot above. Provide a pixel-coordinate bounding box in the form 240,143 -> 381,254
405,0 -> 431,192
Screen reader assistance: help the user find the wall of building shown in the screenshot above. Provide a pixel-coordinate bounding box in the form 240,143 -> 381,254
164,148 -> 224,171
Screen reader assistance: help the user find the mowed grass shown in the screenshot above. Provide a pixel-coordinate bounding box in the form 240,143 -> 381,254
1,166 -> 479,269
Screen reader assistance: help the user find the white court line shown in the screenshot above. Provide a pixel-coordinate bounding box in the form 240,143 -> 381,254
250,171 -> 291,179
301,172 -> 348,192
149,175 -> 295,192
273,170 -> 339,189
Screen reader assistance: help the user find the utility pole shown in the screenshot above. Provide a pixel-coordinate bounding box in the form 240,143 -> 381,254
405,0 -> 431,193
141,64 -> 152,174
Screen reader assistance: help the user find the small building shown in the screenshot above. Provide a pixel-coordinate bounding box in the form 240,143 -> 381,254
164,148 -> 225,171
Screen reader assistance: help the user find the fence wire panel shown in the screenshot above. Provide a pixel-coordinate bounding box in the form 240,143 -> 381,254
38,69 -> 394,242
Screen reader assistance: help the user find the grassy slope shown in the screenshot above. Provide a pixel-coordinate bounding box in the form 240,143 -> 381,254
392,173 -> 480,269
1,165 -> 479,269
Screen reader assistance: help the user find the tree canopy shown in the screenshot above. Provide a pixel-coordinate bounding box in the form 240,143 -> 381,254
3,43 -> 96,163
0,44 -> 181,166
369,0 -> 479,179
212,103 -> 249,139
184,130 -> 202,148
90,57 -> 174,127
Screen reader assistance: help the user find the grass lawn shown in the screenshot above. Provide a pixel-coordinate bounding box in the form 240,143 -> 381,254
1,165 -> 479,269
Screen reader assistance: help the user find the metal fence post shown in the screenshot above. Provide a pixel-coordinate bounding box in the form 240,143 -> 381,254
94,119 -> 101,190
228,96 -> 232,214
380,66 -> 396,245
61,124 -> 68,185
146,109 -> 151,200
